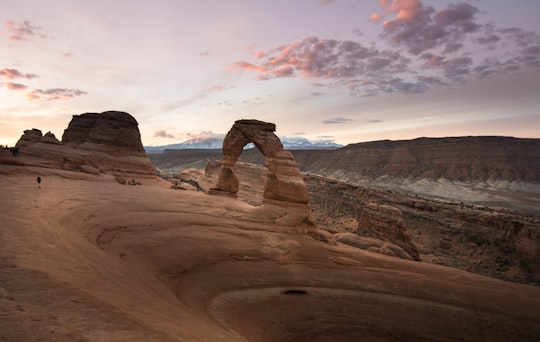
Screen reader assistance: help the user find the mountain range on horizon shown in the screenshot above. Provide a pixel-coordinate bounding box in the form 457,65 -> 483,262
144,135 -> 343,152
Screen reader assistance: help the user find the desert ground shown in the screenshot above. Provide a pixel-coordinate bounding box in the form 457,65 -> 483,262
2,165 -> 540,341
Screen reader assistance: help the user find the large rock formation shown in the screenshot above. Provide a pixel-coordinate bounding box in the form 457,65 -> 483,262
60,111 -> 155,174
62,111 -> 146,156
210,119 -> 309,206
208,120 -> 317,234
3,111 -> 155,175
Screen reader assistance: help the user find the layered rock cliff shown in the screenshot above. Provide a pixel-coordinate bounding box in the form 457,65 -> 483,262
1,111 -> 155,175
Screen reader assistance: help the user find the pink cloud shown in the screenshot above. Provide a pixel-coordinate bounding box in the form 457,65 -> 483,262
0,68 -> 38,80
380,0 -> 422,20
5,20 -> 47,41
377,0 -> 480,54
6,82 -> 27,90
26,88 -> 88,101
232,36 -> 408,80
232,61 -> 268,73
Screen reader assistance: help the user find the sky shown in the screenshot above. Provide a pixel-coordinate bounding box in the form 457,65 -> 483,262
1,0 -> 539,147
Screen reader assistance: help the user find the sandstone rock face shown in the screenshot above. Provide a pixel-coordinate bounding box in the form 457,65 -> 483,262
61,111 -> 155,175
62,111 -> 146,156
40,131 -> 61,144
357,203 -> 419,260
293,136 -> 540,182
305,174 -> 540,284
4,111 -> 155,175
211,119 -> 309,206
335,232 -> 414,260
15,128 -> 43,148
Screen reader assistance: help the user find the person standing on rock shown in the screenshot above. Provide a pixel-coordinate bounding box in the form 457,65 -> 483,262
36,176 -> 41,189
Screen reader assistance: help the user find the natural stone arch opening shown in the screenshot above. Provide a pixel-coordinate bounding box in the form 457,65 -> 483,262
209,119 -> 309,207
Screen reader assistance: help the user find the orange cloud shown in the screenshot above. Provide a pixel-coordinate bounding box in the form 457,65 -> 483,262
382,0 -> 421,17
370,13 -> 382,22
232,61 -> 268,73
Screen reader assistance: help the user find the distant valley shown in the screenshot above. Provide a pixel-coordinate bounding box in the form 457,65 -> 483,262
149,136 -> 540,214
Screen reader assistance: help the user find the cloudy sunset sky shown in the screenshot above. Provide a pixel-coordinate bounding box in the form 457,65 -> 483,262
1,0 -> 539,147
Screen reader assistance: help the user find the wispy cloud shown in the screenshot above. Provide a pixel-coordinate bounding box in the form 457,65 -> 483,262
322,117 -> 353,124
154,130 -> 176,139
0,68 -> 38,80
5,20 -> 47,41
26,88 -> 87,101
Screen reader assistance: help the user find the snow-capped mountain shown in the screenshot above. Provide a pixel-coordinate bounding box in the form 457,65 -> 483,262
145,136 -> 342,153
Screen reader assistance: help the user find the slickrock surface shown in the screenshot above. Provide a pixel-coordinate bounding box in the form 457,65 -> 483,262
2,165 -> 540,341
179,162 -> 540,285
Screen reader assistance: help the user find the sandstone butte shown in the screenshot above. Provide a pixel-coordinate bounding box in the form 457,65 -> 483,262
1,112 -> 540,341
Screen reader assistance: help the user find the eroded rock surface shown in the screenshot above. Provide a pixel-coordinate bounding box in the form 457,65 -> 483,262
356,203 -> 419,260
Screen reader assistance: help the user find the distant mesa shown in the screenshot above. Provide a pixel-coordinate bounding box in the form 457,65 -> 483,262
1,111 -> 155,176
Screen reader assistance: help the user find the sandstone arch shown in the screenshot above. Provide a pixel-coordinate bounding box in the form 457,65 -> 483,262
210,119 -> 309,207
